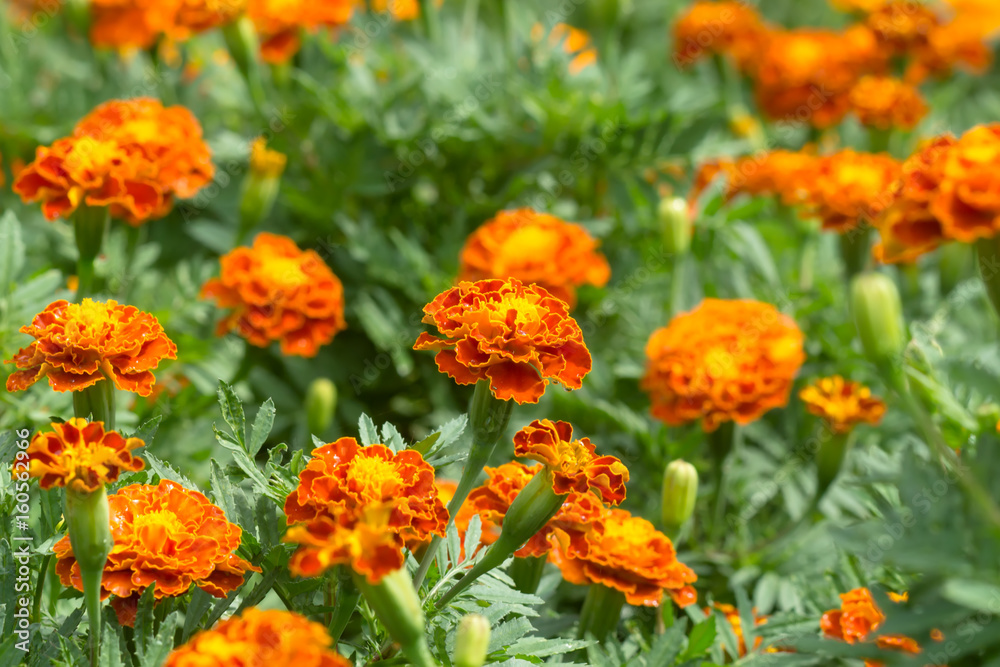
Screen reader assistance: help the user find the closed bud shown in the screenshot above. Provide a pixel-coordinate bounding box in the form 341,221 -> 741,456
658,196 -> 692,256
850,272 -> 906,368
454,614 -> 491,667
306,377 -> 337,435
661,459 -> 698,535
239,138 -> 286,237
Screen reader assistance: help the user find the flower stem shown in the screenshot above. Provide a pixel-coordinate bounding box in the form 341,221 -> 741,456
508,555 -> 546,595
72,379 -> 116,431
354,569 -> 439,667
73,204 -> 109,302
708,421 -> 736,543
840,226 -> 873,283
65,486 -> 113,667
327,567 -> 359,644
814,428 -> 852,502
577,584 -> 626,640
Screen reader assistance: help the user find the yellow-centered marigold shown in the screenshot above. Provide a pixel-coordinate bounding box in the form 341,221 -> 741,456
54,480 -> 259,627
672,1 -> 770,71
14,98 -> 213,224
458,208 -> 610,307
5,299 -> 177,396
513,419 -> 628,504
413,278 -> 592,404
800,376 -> 886,433
22,419 -> 144,493
201,233 -> 347,358
807,150 -> 902,233
248,0 -> 354,64
163,607 -> 351,667
848,76 -> 928,130
283,438 -> 448,582
642,299 -> 805,432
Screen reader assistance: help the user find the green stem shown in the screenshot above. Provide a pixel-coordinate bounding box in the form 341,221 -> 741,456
669,254 -> 686,317
799,230 -> 819,291
72,379 -> 116,431
65,487 -> 112,667
354,569 -> 438,667
868,127 -> 892,154
327,567 -> 360,644
73,205 -> 109,302
31,554 -> 51,623
577,584 -> 626,640
508,555 -> 546,595
708,422 -> 736,543
814,429 -> 853,502
840,226 -> 873,283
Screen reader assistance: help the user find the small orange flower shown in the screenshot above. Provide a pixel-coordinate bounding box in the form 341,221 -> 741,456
5,299 -> 177,397
708,602 -> 768,657
14,98 -> 213,224
848,76 -> 928,130
549,23 -> 598,74
690,150 -> 819,211
458,208 -> 610,307
54,480 -> 259,626
800,376 -> 886,433
642,299 -> 805,432
249,137 -> 287,179
283,438 -> 447,582
22,419 -> 144,493
513,419 -> 628,504
467,461 -> 606,558
550,508 -> 697,607
930,124 -> 1000,243
89,0 -> 245,50
163,607 -> 351,667
248,0 -> 353,64
672,1 -> 770,71
821,587 -> 934,667
201,233 -> 347,358
807,150 -> 902,233
413,278 -> 592,404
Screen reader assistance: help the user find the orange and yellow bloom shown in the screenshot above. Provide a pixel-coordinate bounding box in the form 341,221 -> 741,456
690,150 -> 819,212
807,150 -> 901,233
413,278 -> 592,404
672,1 -> 770,71
457,208 -> 610,307
89,0 -> 246,51
22,419 -> 144,493
642,299 -> 805,432
163,608 -> 351,667
709,602 -> 769,657
248,0 -> 354,64
5,299 -> 177,396
54,480 -> 259,626
14,98 -> 213,224
848,75 -> 928,130
800,376 -> 886,433
201,233 -> 347,357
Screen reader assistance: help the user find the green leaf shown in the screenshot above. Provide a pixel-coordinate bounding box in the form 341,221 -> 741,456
681,615 -> 716,661
213,425 -> 270,493
133,583 -> 157,662
182,589 -> 214,642
942,579 -> 1000,612
359,414 -> 379,446
217,381 -> 247,447
0,210 -> 25,295
248,399 -> 275,457
145,452 -> 198,490
646,620 -> 687,666
380,421 -> 406,452
138,613 -> 178,667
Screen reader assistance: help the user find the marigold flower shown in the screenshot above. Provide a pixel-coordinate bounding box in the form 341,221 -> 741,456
457,209 -> 610,307
930,124 -> 1000,243
89,0 -> 246,50
283,438 -> 448,582
513,419 -> 628,503
672,1 -> 770,71
164,607 -> 351,667
549,23 -> 598,74
807,150 -> 902,233
848,76 -> 928,130
5,299 -> 177,397
690,151 -> 819,211
709,602 -> 768,657
248,0 -> 353,64
467,461 -> 606,558
550,508 -> 697,607
201,233 -> 347,358
54,480 -> 259,626
428,480 -> 499,558
249,137 -> 287,178
642,299 -> 805,432
821,587 -> 935,667
800,376 -> 886,433
413,278 -> 592,404
13,98 -> 214,224
22,419 -> 144,493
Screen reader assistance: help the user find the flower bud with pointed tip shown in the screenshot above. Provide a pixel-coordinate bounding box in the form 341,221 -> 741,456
306,378 -> 337,435
658,196 -> 692,256
661,459 -> 698,535
850,271 -> 905,369
454,614 -> 491,667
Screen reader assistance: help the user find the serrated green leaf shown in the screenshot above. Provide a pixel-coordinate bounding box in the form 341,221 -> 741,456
144,452 -> 198,491
133,583 -> 157,662
359,414 -> 379,446
217,381 -> 247,447
248,399 -> 275,457
182,588 -> 214,642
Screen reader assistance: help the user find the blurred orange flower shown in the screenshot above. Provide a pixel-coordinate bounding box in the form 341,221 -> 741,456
201,233 -> 347,357
930,124 -> 1000,242
23,419 -> 144,493
513,419 -> 628,504
413,278 -> 592,404
672,1 -> 770,70
709,602 -> 769,657
642,299 -> 805,432
549,23 -> 598,74
14,98 -> 213,224
800,376 -> 886,433
54,480 -> 259,626
89,0 -> 245,50
848,75 -> 928,130
690,150 -> 819,211
821,588 -> 935,667
458,208 -> 610,307
5,299 -> 177,397
430,479 -> 499,558
807,150 -> 902,232
248,0 -> 353,64
283,438 -> 447,582
550,508 -> 697,607
164,607 -> 351,667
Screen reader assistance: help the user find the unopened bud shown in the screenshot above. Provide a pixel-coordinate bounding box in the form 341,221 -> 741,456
850,271 -> 905,368
454,614 -> 491,667
658,196 -> 692,256
305,378 -> 337,435
661,459 -> 698,535
239,138 -> 286,235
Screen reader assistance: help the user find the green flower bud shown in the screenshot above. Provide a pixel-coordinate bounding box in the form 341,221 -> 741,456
658,196 -> 692,256
939,242 -> 972,295
814,430 -> 851,502
661,459 -> 698,535
222,17 -> 259,83
306,378 -> 337,435
354,568 -> 438,667
65,485 -> 113,664
850,271 -> 906,368
453,614 -> 491,667
238,139 -> 286,240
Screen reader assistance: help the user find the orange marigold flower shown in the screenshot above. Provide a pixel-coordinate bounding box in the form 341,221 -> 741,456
200,233 -> 347,358
428,479 -> 499,558
807,150 -> 902,233
413,278 -> 592,404
467,461 -> 606,558
642,299 -> 805,432
550,508 -> 697,607
163,607 -> 350,667
689,150 -> 819,212
89,0 -> 245,50
13,98 -> 214,224
848,75 -> 928,130
930,124 -> 1000,243
800,375 -> 886,433
22,419 -> 144,493
54,480 -> 259,626
709,602 -> 768,657
457,208 -> 610,307
5,299 -> 177,396
672,1 -> 770,71
549,23 -> 598,74
513,419 -> 628,503
283,438 -> 448,582
248,0 -> 353,64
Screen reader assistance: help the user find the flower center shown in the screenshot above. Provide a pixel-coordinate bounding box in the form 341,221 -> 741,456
258,256 -> 308,290
502,226 -> 563,260
345,455 -> 404,502
133,510 -> 187,538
